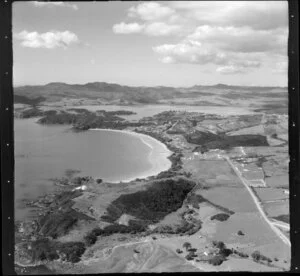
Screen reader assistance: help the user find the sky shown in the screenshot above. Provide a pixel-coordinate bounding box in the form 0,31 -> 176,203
13,1 -> 288,87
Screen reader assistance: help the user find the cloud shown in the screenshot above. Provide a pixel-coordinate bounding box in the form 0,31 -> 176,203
153,39 -> 261,74
112,2 -> 183,36
112,22 -> 145,34
188,25 -> 287,54
128,2 -> 175,21
216,63 -> 260,75
169,1 -> 288,30
14,30 -> 80,49
113,1 -> 288,75
32,1 -> 78,10
153,40 -> 221,64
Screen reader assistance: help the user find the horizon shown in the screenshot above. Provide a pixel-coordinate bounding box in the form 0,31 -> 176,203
13,1 -> 288,87
14,80 -> 288,89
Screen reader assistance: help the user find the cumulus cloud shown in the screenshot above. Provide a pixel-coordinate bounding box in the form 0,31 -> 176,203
113,22 -> 145,34
14,30 -> 80,49
32,1 -> 78,10
113,1 -> 288,74
153,40 -> 222,64
153,39 -> 262,74
188,25 -> 288,54
112,2 -> 183,36
169,1 -> 288,30
128,2 -> 175,21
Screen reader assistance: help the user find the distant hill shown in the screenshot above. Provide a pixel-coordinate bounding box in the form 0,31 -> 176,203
14,82 -> 287,105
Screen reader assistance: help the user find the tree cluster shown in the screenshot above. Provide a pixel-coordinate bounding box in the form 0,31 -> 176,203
210,213 -> 230,222
102,178 -> 195,224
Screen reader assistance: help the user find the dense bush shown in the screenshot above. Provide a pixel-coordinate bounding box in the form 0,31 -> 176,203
186,193 -> 206,209
233,249 -> 248,258
251,251 -> 272,263
210,213 -> 230,222
39,111 -> 78,125
84,231 -> 98,246
20,108 -> 44,118
14,95 -> 45,106
43,110 -> 57,116
220,248 -> 232,258
212,241 -> 232,258
30,238 -> 59,262
37,109 -> 143,130
86,220 -> 148,238
212,241 -> 226,251
208,255 -> 225,266
186,251 -> 197,260
57,242 -> 86,263
187,131 -> 269,153
91,227 -> 104,236
183,242 -> 192,250
102,178 -> 195,224
30,239 -> 86,263
105,110 -> 136,116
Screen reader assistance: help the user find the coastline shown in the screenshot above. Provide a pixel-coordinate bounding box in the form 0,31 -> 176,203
89,128 -> 173,183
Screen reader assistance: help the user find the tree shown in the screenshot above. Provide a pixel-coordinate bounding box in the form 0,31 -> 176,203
237,230 -> 245,236
208,255 -> 224,266
251,250 -> 261,262
212,241 -> 225,251
84,232 -> 97,246
183,242 -> 192,250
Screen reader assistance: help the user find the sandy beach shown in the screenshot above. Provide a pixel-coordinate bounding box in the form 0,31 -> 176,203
89,128 -> 173,183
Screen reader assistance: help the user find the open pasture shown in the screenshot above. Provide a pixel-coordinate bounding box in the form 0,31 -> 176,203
263,201 -> 289,218
253,188 -> 289,202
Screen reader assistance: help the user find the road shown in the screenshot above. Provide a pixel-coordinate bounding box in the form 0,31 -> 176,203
224,156 -> 291,247
272,220 -> 290,231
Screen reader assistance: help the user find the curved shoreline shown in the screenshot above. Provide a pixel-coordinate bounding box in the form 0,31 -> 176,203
89,128 -> 173,183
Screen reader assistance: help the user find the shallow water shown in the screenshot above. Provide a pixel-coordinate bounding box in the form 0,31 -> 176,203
68,104 -> 255,120
14,118 -> 171,220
